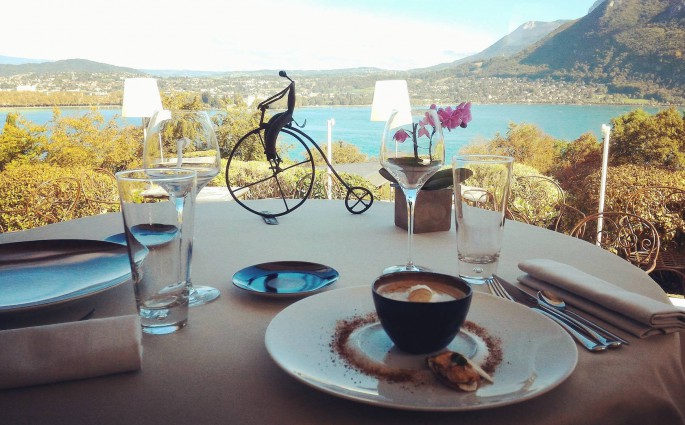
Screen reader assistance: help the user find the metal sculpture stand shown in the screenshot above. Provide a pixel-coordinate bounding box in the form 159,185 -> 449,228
225,71 -> 373,217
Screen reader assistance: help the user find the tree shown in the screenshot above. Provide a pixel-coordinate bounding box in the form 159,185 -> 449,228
610,107 -> 685,168
213,107 -> 263,158
162,93 -> 204,110
551,132 -> 602,193
42,109 -> 141,172
0,113 -> 44,170
558,132 -> 602,166
461,122 -> 559,174
312,140 -> 368,165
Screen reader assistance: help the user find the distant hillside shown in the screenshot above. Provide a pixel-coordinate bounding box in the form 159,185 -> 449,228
0,55 -> 46,65
143,69 -> 226,78
0,58 -> 143,76
461,20 -> 569,63
470,0 -> 685,102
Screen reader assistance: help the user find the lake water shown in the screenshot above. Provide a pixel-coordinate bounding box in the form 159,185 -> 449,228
0,104 -> 664,161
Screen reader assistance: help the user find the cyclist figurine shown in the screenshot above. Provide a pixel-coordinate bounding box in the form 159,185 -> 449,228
259,71 -> 296,162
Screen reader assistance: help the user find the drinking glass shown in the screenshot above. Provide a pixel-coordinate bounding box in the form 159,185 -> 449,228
380,108 -> 445,273
116,168 -> 196,334
144,110 -> 222,306
453,155 -> 513,284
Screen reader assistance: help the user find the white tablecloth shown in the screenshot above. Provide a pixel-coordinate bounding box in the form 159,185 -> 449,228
1,199 -> 683,425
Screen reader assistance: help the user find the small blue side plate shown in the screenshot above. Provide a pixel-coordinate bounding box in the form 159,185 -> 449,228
232,261 -> 339,297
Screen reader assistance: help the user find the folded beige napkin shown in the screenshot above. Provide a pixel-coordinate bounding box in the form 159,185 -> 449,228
0,314 -> 142,390
518,259 -> 685,338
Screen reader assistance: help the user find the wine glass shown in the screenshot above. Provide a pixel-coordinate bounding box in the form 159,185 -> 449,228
144,109 -> 222,306
380,108 -> 445,273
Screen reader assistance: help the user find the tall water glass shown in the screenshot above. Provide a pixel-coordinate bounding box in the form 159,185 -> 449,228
144,110 -> 222,306
381,108 -> 445,273
452,155 -> 513,284
116,168 -> 196,335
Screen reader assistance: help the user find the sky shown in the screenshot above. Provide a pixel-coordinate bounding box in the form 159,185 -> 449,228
3,0 -> 599,72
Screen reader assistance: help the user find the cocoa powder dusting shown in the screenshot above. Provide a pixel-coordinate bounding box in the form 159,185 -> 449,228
331,313 -> 503,386
462,321 -> 503,375
331,313 -> 415,382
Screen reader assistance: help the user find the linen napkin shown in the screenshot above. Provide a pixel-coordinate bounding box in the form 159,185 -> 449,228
0,314 -> 142,390
518,258 -> 685,338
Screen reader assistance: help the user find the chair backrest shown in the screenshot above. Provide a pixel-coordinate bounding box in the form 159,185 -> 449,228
80,169 -> 120,212
507,175 -> 566,229
31,177 -> 82,225
626,186 -> 685,246
570,211 -> 660,272
555,203 -> 587,234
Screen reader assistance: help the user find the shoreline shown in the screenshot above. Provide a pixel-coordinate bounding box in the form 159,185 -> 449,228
1,100 -> 682,111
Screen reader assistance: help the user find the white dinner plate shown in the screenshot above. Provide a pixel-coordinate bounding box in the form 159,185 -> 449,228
0,239 -> 133,312
265,286 -> 578,411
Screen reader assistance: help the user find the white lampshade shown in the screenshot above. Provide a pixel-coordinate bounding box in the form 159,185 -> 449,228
370,80 -> 412,126
122,78 -> 163,118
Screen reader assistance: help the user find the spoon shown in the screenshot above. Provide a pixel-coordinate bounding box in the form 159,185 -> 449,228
538,290 -> 629,346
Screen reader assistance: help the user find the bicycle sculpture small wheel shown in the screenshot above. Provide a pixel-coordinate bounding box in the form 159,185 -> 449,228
225,71 -> 373,218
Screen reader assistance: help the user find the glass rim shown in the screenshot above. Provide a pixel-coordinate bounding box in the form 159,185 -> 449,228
452,154 -> 514,164
115,168 -> 197,182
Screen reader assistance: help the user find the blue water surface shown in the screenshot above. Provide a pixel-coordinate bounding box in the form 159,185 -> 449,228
0,104 -> 664,161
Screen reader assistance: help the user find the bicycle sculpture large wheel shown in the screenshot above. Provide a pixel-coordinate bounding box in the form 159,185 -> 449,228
225,71 -> 373,218
226,127 -> 316,217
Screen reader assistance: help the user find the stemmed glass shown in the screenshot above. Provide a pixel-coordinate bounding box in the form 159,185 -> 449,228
144,110 -> 222,306
380,108 -> 445,273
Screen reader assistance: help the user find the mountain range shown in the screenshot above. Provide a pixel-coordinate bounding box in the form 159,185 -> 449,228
1,0 -> 684,103
448,0 -> 685,102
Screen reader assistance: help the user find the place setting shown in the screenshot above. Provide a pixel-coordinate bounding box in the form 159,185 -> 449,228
0,238 -> 144,390
262,107 -> 579,412
265,272 -> 578,411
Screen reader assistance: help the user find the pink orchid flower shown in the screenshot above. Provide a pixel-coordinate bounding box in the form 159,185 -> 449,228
392,103 -> 472,143
418,122 -> 430,139
423,110 -> 436,127
393,128 -> 409,142
436,102 -> 472,131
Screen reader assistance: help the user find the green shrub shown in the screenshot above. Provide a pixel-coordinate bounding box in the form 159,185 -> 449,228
223,160 -> 379,202
0,163 -> 120,232
571,164 -> 685,245
308,170 -> 380,201
224,160 -> 310,200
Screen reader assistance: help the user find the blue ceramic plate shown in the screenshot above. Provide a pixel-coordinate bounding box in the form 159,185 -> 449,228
232,261 -> 339,297
0,239 -> 132,312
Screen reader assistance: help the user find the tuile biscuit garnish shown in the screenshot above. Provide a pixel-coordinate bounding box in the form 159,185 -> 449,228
426,351 -> 493,392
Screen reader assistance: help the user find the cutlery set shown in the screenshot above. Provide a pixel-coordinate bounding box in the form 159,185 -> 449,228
490,275 -> 629,352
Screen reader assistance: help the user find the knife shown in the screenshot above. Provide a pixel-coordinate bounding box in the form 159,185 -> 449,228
492,275 -> 608,352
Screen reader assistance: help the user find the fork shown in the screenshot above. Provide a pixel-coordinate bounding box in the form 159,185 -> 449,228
486,277 -> 607,352
486,277 -> 514,301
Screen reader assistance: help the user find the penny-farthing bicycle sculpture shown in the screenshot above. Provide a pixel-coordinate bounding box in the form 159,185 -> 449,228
225,71 -> 374,217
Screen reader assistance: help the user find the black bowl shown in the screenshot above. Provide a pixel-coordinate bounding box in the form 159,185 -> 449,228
372,272 -> 472,354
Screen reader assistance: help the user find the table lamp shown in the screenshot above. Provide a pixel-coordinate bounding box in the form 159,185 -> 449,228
122,78 -> 163,142
370,80 -> 412,127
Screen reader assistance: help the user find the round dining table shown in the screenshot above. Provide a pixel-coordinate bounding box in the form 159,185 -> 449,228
1,199 -> 684,425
